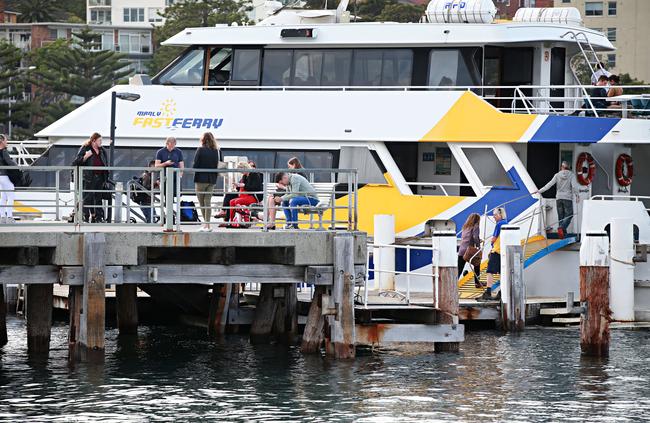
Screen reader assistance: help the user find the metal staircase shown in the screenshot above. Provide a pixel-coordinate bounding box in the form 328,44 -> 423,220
458,236 -> 577,299
562,30 -> 607,116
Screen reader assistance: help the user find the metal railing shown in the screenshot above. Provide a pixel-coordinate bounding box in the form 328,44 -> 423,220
0,165 -> 359,231
173,84 -> 650,118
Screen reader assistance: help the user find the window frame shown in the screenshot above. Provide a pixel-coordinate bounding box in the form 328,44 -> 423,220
153,46 -> 207,86
230,48 -> 262,85
607,1 -> 617,16
585,2 -> 604,16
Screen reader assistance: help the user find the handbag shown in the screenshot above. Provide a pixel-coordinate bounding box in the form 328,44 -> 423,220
463,244 -> 482,267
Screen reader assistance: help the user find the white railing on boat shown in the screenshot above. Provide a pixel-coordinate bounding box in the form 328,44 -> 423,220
168,84 -> 650,118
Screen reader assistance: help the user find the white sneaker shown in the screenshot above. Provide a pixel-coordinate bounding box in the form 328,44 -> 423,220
0,217 -> 5,224
199,226 -> 212,232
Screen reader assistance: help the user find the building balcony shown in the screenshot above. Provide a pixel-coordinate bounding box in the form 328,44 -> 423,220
88,0 -> 112,7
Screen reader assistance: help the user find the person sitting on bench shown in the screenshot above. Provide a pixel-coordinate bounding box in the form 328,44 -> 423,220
275,172 -> 318,229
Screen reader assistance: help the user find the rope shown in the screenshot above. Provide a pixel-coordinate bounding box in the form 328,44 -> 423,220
610,256 -> 636,267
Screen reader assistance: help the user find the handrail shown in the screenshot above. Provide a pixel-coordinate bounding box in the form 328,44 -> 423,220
0,165 -> 359,230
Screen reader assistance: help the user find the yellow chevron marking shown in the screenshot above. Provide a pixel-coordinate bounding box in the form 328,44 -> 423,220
421,92 -> 536,143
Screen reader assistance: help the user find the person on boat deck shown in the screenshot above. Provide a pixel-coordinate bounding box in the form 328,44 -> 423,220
72,132 -> 109,223
591,62 -> 611,85
154,136 -> 184,198
534,161 -> 580,239
458,213 -> 482,289
572,75 -> 609,116
192,132 -> 222,232
480,207 -> 507,301
228,161 -> 262,224
0,134 -> 17,224
607,74 -> 623,109
275,172 -> 318,229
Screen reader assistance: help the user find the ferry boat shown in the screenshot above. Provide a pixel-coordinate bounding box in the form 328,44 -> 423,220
13,0 -> 650,313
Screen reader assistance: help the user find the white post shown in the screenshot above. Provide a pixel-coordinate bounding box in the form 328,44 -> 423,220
114,181 -> 123,223
373,214 -> 395,291
610,218 -> 635,321
499,225 -> 521,307
431,230 -> 457,338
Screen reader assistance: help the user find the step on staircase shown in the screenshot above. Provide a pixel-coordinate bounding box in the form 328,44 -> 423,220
458,235 -> 577,300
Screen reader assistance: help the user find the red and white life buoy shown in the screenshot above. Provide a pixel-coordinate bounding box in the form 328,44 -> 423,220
615,153 -> 634,186
576,152 -> 596,186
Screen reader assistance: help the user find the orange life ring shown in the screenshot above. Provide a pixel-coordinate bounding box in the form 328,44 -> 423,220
615,153 -> 633,186
576,152 -> 596,186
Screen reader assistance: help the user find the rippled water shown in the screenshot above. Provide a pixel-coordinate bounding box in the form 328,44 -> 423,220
1,316 -> 649,422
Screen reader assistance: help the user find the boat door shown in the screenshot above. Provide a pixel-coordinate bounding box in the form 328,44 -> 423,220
484,46 -> 534,111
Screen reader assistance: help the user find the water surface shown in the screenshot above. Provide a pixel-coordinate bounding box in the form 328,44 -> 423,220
1,317 -> 649,422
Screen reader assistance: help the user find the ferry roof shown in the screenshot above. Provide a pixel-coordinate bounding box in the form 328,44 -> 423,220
162,22 -> 614,51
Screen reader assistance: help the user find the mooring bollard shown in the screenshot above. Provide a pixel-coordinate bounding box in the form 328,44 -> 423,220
610,218 -> 635,322
499,225 -> 521,327
579,231 -> 611,357
504,245 -> 525,331
373,214 -> 395,291
432,229 -> 459,352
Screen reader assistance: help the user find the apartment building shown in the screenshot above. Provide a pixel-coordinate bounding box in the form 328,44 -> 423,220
87,0 -> 169,27
495,0 -> 555,19
0,21 -> 153,72
555,0 -> 650,82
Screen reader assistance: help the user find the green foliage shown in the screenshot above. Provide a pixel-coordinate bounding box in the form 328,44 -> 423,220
357,0 -> 395,21
14,0 -> 57,22
618,73 -> 646,85
30,28 -> 132,102
377,2 -> 424,22
149,0 -> 253,75
0,41 -> 31,138
7,0 -> 86,23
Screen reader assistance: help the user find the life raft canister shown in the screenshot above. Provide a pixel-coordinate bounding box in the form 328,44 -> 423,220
615,153 -> 634,186
576,152 -> 596,186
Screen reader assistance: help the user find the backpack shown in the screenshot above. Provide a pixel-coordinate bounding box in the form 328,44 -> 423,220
180,200 -> 199,222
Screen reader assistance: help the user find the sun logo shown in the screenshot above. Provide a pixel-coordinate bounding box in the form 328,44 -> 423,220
160,99 -> 177,117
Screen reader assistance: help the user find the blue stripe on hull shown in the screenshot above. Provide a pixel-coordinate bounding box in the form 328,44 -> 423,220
530,116 -> 619,143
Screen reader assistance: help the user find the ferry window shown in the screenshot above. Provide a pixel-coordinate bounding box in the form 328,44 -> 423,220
207,47 -> 232,86
293,50 -> 323,86
232,49 -> 261,82
275,151 -> 335,182
262,50 -> 293,86
461,147 -> 513,188
157,47 -> 205,85
352,50 -> 384,86
321,50 -> 352,86
381,50 -> 412,86
428,48 -> 482,87
338,146 -> 385,184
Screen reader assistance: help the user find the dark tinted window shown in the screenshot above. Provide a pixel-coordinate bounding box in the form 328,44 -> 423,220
321,50 -> 352,86
157,47 -> 205,85
262,50 -> 293,86
293,50 -> 323,86
428,48 -> 482,86
352,50 -> 383,86
232,49 -> 261,82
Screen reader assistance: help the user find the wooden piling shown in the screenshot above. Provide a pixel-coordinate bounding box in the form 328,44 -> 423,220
26,284 -> 53,355
0,286 -> 7,347
78,233 -> 106,361
116,284 -> 138,335
273,283 -> 298,343
68,285 -> 82,360
580,232 -> 611,357
301,285 -> 325,353
432,230 -> 459,353
325,234 -> 355,359
503,245 -> 525,332
250,284 -> 278,344
207,283 -> 231,337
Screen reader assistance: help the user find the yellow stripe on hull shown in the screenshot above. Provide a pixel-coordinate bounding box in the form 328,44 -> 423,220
420,92 -> 536,143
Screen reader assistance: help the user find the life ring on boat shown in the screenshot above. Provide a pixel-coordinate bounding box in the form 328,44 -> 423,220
615,153 -> 634,186
575,152 -> 596,186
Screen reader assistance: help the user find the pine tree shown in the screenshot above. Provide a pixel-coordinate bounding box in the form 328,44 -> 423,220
0,41 -> 30,138
149,0 -> 252,75
30,28 -> 132,102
